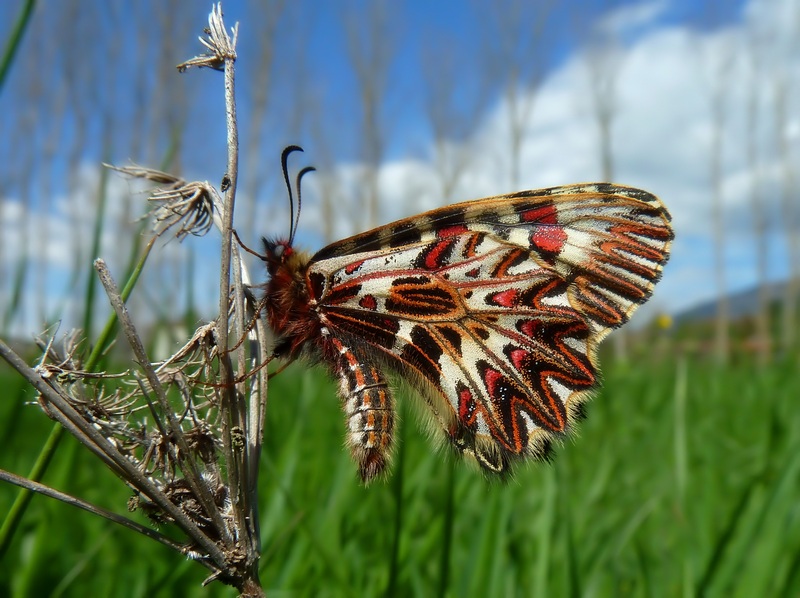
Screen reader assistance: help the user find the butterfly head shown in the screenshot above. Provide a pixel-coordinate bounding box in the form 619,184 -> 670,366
262,236 -> 312,278
262,237 -> 294,274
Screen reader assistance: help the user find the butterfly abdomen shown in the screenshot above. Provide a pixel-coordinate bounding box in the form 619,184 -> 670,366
328,337 -> 395,483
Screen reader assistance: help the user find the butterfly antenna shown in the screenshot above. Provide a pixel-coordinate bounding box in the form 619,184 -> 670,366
291,166 -> 316,246
281,145 -> 304,243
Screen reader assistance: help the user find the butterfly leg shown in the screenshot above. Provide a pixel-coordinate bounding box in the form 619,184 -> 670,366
329,337 -> 395,483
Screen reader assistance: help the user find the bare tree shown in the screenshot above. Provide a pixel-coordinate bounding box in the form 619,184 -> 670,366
12,11 -> 50,331
697,2 -> 735,365
342,1 -> 397,229
240,0 -> 287,244
775,76 -> 800,356
58,1 -> 97,331
585,36 -> 620,185
477,0 -> 556,189
309,106 -> 347,244
5,99 -> 35,336
149,0 -> 190,171
708,68 -> 732,366
772,2 -> 800,357
744,24 -> 771,366
583,6 -> 626,360
420,33 -> 491,203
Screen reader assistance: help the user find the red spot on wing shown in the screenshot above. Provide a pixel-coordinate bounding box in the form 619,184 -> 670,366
425,238 -> 456,270
521,203 -> 567,254
345,259 -> 366,275
359,295 -> 378,310
491,289 -> 519,307
518,319 -> 542,339
508,348 -> 529,370
458,386 -> 477,426
520,203 -> 559,223
438,224 -> 468,238
483,367 -> 504,398
531,226 -> 567,254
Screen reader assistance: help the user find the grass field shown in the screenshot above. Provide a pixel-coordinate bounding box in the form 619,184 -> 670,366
1,348 -> 799,597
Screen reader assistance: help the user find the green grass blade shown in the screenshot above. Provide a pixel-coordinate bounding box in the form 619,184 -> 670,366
695,469 -> 762,594
385,405 -> 407,597
0,0 -> 36,92
533,466 -> 557,596
436,458 -> 455,596
1,254 -> 28,337
81,147 -> 112,342
0,424 -> 63,559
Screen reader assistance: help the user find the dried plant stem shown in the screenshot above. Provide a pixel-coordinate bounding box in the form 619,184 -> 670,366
249,307 -> 270,495
0,337 -> 228,571
229,243 -> 261,556
0,469 -> 193,559
208,14 -> 258,567
177,6 -> 263,591
94,259 -> 232,547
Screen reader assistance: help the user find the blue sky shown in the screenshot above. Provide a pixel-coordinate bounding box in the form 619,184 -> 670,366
1,0 -> 798,337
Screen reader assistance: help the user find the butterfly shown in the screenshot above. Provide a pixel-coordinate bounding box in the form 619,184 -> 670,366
262,148 -> 673,482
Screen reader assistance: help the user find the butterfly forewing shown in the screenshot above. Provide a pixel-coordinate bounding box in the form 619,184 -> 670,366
267,183 -> 672,480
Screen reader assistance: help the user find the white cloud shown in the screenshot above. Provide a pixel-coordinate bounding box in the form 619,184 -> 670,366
596,0 -> 668,37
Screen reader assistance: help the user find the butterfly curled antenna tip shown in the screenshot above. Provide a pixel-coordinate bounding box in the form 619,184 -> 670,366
290,165 -> 316,246
281,145 -> 304,244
